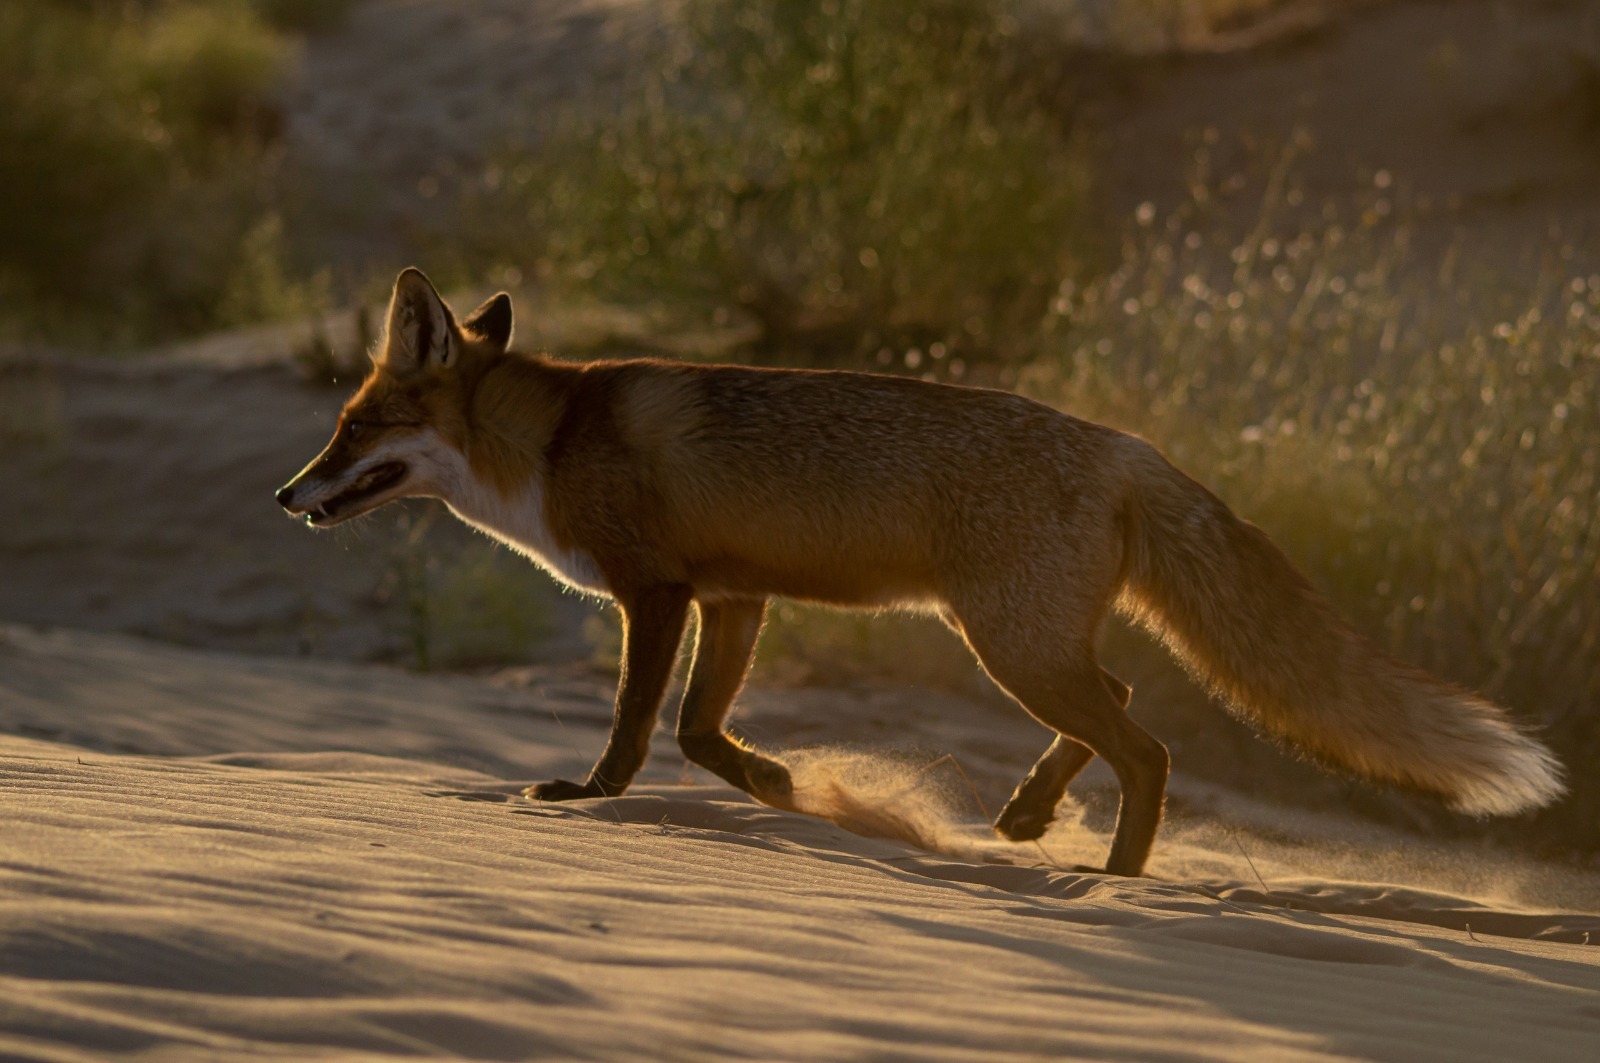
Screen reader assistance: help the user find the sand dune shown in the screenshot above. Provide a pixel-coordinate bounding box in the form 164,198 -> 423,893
2,624 -> 1597,1061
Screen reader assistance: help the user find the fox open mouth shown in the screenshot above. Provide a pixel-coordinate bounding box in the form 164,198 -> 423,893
306,463 -> 408,526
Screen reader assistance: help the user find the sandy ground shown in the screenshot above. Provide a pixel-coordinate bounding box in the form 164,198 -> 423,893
3,623 -> 1599,1061
3,1 -> 1600,1058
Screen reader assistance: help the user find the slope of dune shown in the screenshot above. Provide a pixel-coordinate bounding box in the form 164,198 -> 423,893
2,624 -> 1598,1061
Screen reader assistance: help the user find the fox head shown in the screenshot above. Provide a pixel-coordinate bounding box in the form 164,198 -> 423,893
275,268 -> 514,527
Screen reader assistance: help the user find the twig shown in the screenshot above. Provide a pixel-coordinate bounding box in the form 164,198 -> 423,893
892,752 -> 958,801
1192,884 -> 1255,915
1229,826 -> 1271,895
933,753 -> 994,821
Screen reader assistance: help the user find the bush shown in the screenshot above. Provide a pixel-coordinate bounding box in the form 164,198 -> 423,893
469,0 -> 1092,361
0,1 -> 309,342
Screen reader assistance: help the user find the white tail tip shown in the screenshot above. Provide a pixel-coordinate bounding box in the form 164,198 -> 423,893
1448,734 -> 1565,816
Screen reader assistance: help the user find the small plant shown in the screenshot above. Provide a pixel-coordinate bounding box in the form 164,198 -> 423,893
291,305 -> 373,386
376,505 -> 558,672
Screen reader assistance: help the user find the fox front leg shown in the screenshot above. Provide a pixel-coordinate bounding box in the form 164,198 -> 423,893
525,585 -> 693,801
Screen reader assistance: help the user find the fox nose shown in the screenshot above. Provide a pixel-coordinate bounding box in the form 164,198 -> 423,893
275,485 -> 296,509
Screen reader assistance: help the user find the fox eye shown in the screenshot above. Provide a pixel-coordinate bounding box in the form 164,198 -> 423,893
345,417 -> 409,437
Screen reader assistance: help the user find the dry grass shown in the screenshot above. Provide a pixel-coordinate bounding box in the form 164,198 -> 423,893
1013,148 -> 1598,851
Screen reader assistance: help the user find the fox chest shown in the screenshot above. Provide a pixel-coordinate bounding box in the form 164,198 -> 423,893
444,479 -> 610,595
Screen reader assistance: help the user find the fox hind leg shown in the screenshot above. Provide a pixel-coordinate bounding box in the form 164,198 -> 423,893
676,597 -> 794,806
950,592 -> 1168,877
993,669 -> 1131,842
990,654 -> 1166,877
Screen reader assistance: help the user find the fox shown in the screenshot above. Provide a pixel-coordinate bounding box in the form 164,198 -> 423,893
276,268 -> 1563,877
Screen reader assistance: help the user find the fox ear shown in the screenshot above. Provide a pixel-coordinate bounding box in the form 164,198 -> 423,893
378,268 -> 457,373
461,292 -> 513,352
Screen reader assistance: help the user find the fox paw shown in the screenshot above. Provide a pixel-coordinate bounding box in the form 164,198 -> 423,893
748,760 -> 794,806
524,778 -> 604,802
993,804 -> 1053,843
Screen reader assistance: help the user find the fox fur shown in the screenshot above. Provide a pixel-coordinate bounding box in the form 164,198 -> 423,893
276,269 -> 1564,877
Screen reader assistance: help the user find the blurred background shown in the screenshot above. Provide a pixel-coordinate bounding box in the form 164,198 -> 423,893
1,0 -> 1597,859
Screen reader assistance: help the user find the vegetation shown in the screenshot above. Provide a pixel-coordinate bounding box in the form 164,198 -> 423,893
470,0 -> 1092,360
378,505 -> 559,672
0,1 -> 333,343
1027,173 -> 1597,849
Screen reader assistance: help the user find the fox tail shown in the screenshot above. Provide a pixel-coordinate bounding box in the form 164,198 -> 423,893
1114,447 -> 1564,816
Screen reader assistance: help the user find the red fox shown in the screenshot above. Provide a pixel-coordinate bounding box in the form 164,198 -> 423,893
276,269 -> 1563,877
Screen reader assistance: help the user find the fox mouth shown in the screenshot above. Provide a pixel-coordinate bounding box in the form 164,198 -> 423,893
306,463 -> 408,526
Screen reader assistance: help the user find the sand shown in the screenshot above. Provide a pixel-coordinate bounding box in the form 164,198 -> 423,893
1,624 -> 1598,1061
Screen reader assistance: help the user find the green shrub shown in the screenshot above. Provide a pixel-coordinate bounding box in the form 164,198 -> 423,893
0,1 -> 306,342
470,0 -> 1092,360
